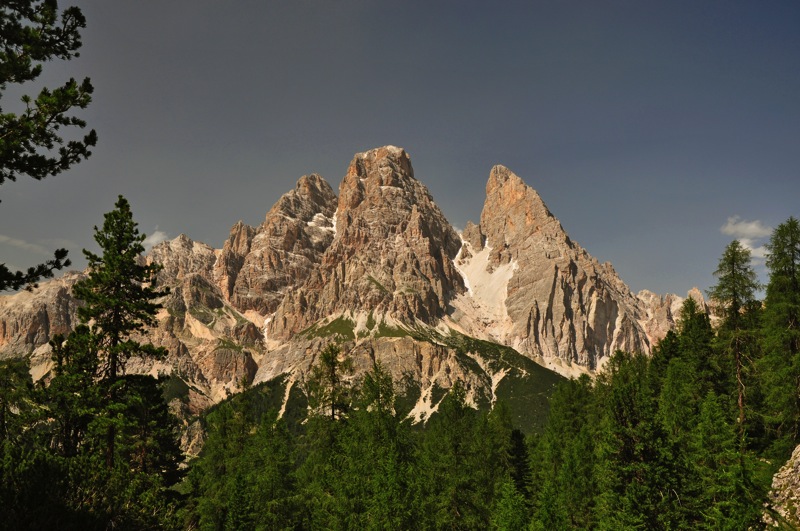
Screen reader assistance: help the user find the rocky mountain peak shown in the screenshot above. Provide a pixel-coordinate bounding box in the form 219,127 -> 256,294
214,174 -> 338,315
451,164 -> 651,373
0,146 -> 710,432
480,165 -> 572,267
269,146 -> 464,339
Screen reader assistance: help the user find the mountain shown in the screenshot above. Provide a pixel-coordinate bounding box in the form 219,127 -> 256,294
0,146 -> 698,434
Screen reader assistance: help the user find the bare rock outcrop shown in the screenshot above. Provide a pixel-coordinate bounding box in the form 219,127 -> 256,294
450,165 -> 651,372
765,444 -> 800,527
214,221 -> 256,300
149,234 -> 217,286
269,146 -> 464,339
216,174 -> 337,315
0,271 -> 83,357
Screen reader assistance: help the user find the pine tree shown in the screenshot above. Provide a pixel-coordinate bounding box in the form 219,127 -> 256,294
72,195 -> 168,469
677,297 -> 718,394
0,358 -> 34,444
296,343 -> 355,528
414,383 -> 493,529
73,195 -> 167,383
333,362 -> 417,529
529,375 -> 596,529
688,392 -> 761,528
594,352 -> 679,530
1,0 -> 97,290
32,197 -> 182,528
304,343 -> 354,421
490,478 -> 528,531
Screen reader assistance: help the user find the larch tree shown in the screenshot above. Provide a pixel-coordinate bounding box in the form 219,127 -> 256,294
707,240 -> 760,443
760,217 -> 800,449
0,0 -> 97,290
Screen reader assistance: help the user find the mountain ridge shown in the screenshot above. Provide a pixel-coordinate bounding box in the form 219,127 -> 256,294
0,145 -> 701,428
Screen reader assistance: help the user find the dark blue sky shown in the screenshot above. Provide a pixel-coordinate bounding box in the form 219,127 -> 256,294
2,1 -> 799,296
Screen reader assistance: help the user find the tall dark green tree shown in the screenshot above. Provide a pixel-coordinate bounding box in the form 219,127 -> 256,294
295,344 -> 355,528
1,0 -> 97,290
707,240 -> 761,441
688,392 -> 761,528
529,374 -> 596,529
73,195 -> 166,382
677,297 -> 718,394
71,195 -> 168,469
760,217 -> 800,451
333,362 -> 417,529
0,358 -> 34,444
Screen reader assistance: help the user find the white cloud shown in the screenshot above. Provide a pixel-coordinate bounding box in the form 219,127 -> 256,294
720,216 -> 772,264
0,234 -> 50,255
143,227 -> 169,250
738,238 -> 768,259
721,216 -> 772,240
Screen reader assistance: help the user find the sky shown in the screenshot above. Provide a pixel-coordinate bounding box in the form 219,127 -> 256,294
2,1 -> 799,297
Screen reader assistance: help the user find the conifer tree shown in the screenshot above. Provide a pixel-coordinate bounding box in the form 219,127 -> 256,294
304,343 -> 354,421
70,195 -> 168,471
1,0 -> 97,290
707,240 -> 760,442
73,195 -> 167,384
47,197 -> 180,527
594,352 -> 679,529
760,217 -> 800,450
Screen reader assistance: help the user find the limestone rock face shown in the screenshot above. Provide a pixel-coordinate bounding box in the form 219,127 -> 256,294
216,174 -> 337,315
450,165 -> 651,372
637,286 -> 710,343
0,272 -> 83,357
149,233 -> 217,285
269,146 -> 464,339
766,444 -> 800,527
214,221 -> 256,301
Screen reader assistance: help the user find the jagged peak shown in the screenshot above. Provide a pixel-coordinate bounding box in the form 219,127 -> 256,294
354,145 -> 406,160
480,165 -> 567,261
294,173 -> 333,195
485,165 -> 552,218
267,173 -> 337,224
345,145 -> 414,188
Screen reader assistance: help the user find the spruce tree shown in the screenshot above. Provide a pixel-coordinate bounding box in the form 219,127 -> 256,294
43,197 -> 181,527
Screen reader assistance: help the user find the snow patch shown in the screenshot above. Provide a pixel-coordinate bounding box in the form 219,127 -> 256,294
307,212 -> 334,231
453,240 -> 517,319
